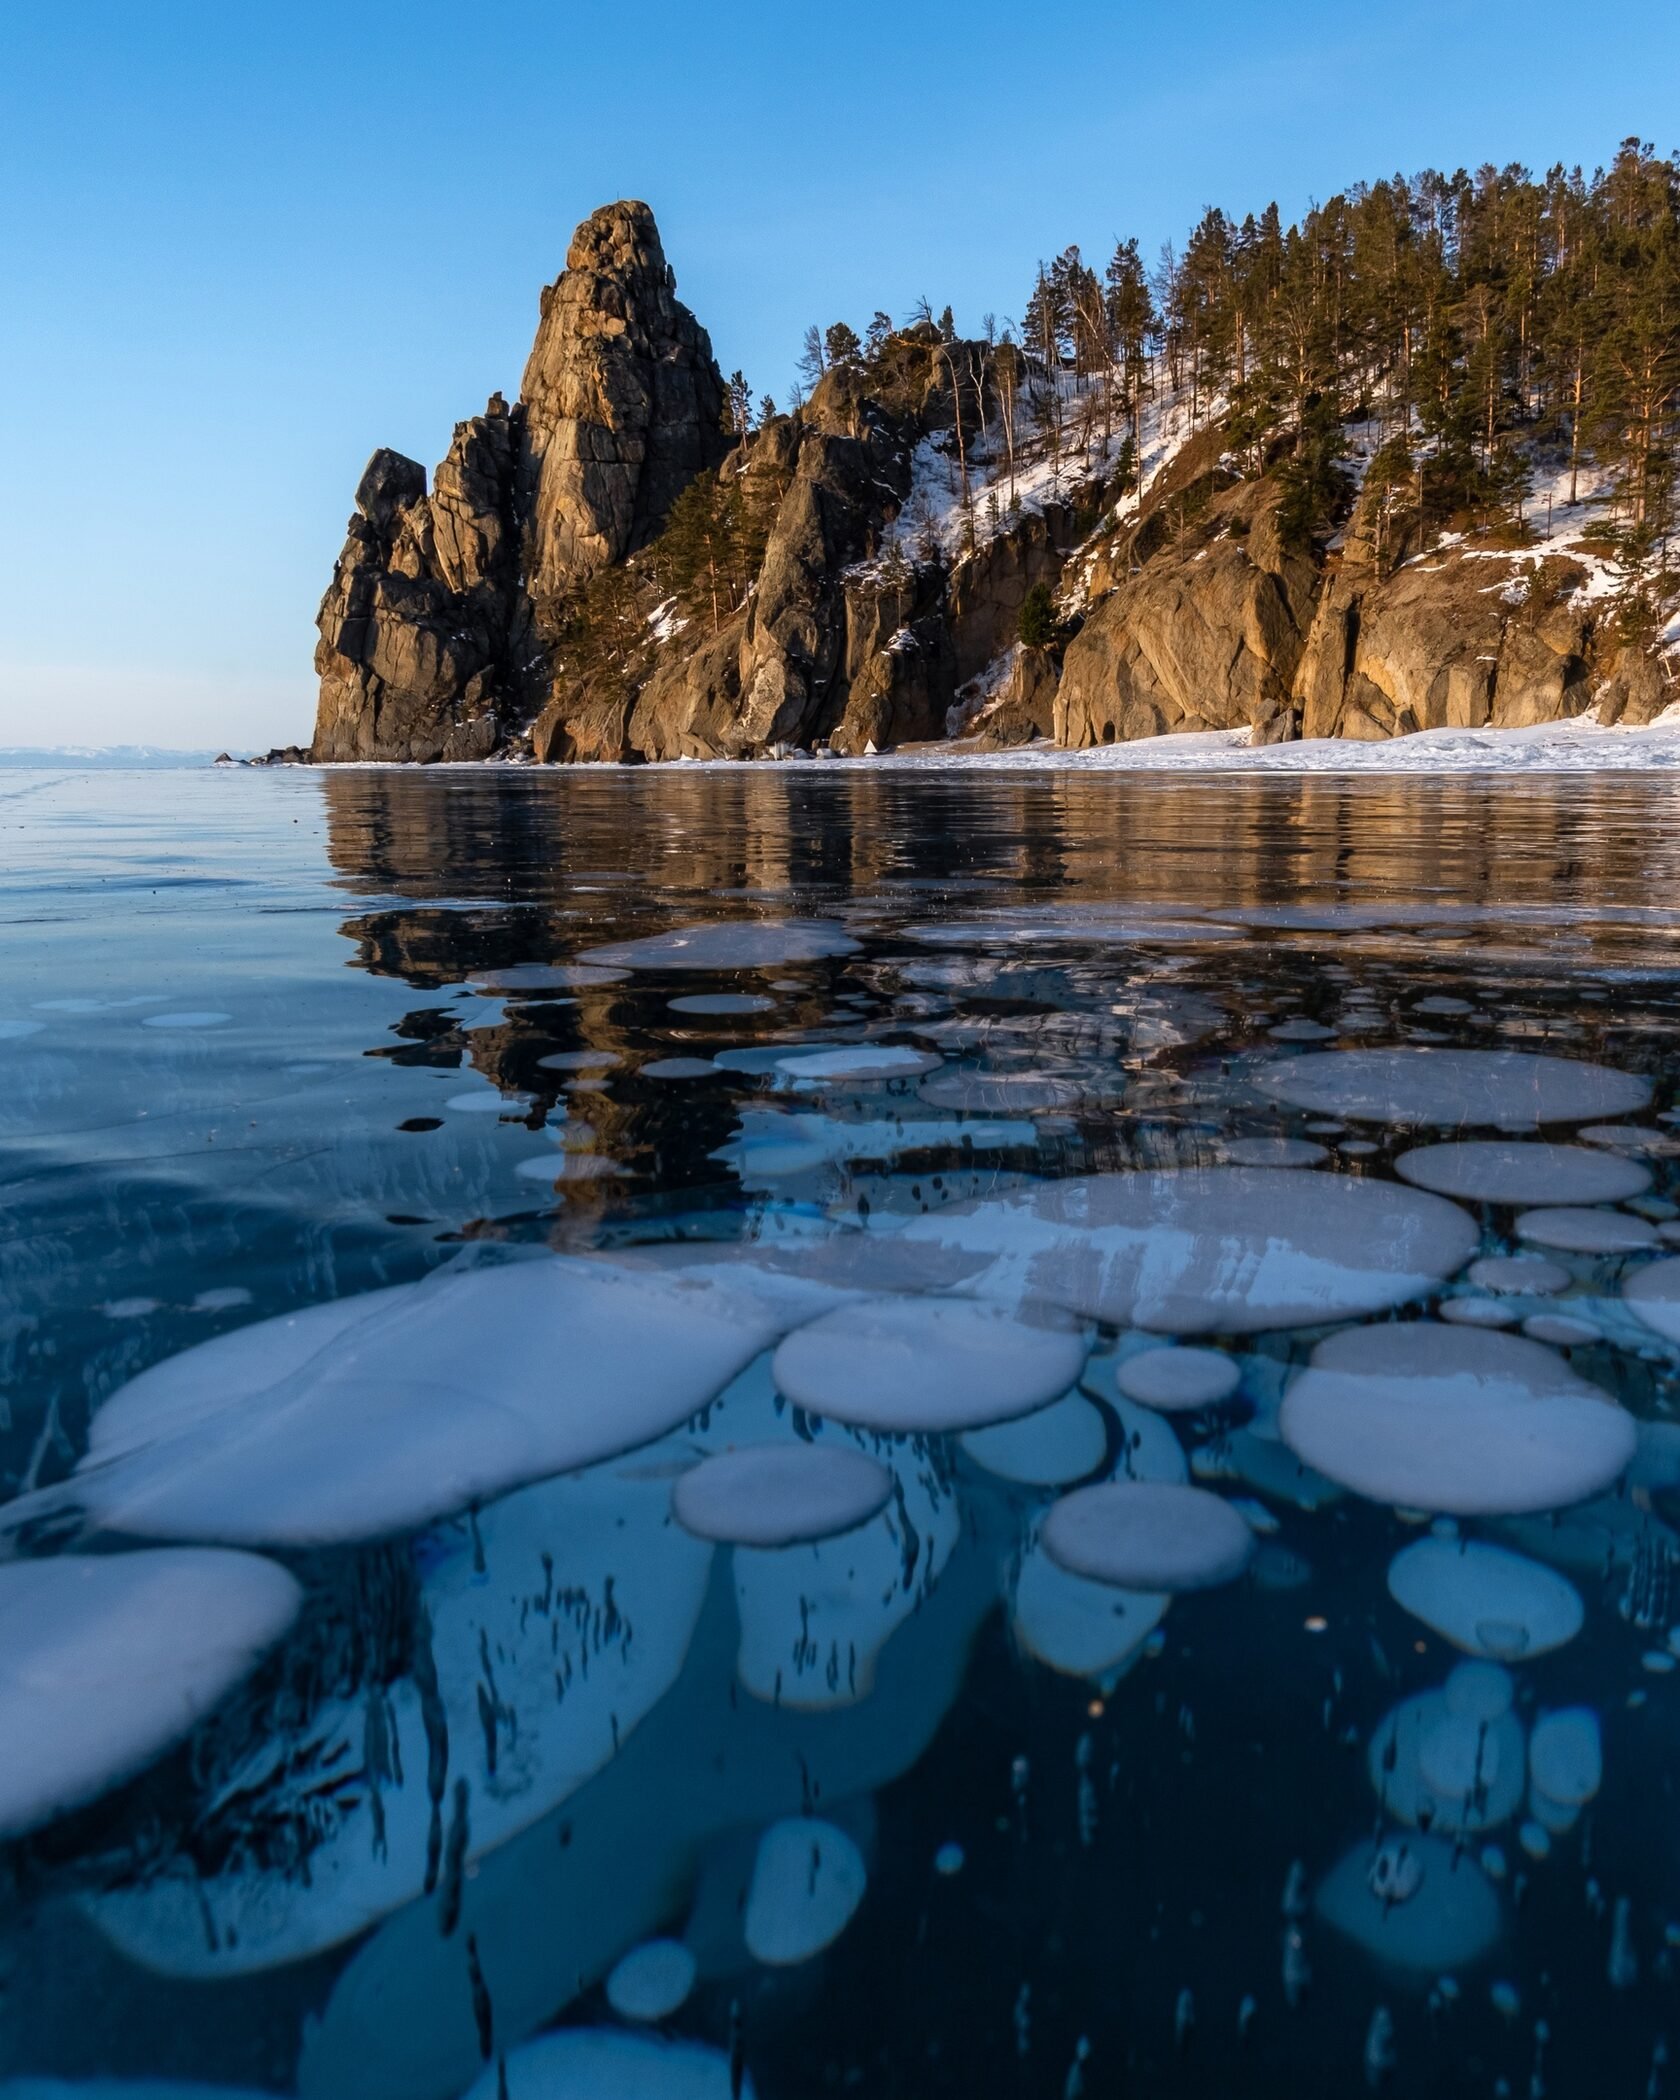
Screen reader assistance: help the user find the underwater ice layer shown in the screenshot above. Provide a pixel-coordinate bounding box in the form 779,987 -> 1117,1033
4,767 -> 1680,2097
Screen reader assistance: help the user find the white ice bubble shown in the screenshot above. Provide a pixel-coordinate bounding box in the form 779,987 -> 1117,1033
1387,1537 -> 1584,1658
0,1019 -> 45,1041
1011,1538 -> 1169,1687
470,963 -> 628,993
1529,1708 -> 1602,1809
1521,1314 -> 1599,1347
774,1046 -> 939,1085
78,1257 -> 824,1547
462,2030 -> 749,2100
446,1089 -> 531,1113
1369,1688 -> 1525,1833
672,1444 -> 893,1547
1443,1660 -> 1515,1723
1467,1255 -> 1571,1296
643,1058 -> 717,1079
1280,1323 -> 1634,1516
604,1938 -> 698,2022
1114,1346 -> 1241,1411
771,1295 -> 1087,1435
1041,1482 -> 1254,1592
669,992 -> 775,1015
142,1012 -> 231,1030
917,1069 -> 1087,1112
513,1152 -> 626,1182
535,1050 -> 622,1071
1224,1136 -> 1328,1167
1439,1297 -> 1518,1328
1515,1208 -> 1660,1255
1269,1019 -> 1335,1043
1626,1258 -> 1680,1345
0,1550 -> 301,1838
1256,1048 -> 1651,1130
191,1287 -> 253,1314
1395,1141 -> 1650,1206
900,1168 -> 1477,1335
1317,1836 -> 1501,1971
960,1392 -> 1107,1486
583,921 -> 859,971
744,1818 -> 866,1966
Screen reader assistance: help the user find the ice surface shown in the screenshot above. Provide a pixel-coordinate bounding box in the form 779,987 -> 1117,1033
899,1168 -> 1477,1334
1256,1048 -> 1651,1130
0,1549 -> 300,1838
1280,1323 -> 1634,1516
672,1444 -> 893,1547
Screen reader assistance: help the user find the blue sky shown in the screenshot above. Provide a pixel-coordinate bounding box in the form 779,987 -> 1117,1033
1,1 -> 1674,750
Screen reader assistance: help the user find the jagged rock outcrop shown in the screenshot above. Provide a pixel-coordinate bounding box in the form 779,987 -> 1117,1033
311,202 -> 725,763
1055,476 -> 1319,747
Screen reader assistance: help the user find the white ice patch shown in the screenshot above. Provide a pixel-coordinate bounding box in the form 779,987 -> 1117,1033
1280,1323 -> 1634,1516
77,1257 -> 813,1547
604,1938 -> 698,2022
771,1295 -> 1087,1434
1387,1537 -> 1584,1658
86,1456 -> 714,1978
899,1167 -> 1477,1334
672,1444 -> 893,1547
461,2030 -> 749,2100
1041,1482 -> 1254,1592
917,1068 -> 1088,1112
141,1011 -> 231,1030
582,921 -> 858,971
1396,1141 -> 1650,1206
1114,1346 -> 1240,1412
743,1817 -> 866,1966
1515,1207 -> 1661,1255
0,1550 -> 301,1839
1256,1048 -> 1651,1130
1626,1257 -> 1680,1345
773,1045 -> 940,1086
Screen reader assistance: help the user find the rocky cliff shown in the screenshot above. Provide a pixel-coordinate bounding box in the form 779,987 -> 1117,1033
307,202 -> 1674,766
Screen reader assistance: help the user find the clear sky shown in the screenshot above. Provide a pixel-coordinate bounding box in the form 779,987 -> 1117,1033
1,0 -> 1674,751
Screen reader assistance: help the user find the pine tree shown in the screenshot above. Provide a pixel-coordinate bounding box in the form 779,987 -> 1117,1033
825,321 -> 862,367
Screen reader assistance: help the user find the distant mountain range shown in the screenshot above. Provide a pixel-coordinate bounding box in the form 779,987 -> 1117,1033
0,746 -> 247,769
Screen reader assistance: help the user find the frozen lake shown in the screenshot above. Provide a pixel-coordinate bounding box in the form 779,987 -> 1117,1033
2,762 -> 1680,2097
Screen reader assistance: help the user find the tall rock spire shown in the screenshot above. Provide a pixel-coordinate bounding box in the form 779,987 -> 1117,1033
310,201 -> 725,762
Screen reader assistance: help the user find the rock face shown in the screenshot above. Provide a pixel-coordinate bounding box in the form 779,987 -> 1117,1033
1056,478 -> 1318,747
519,203 -> 728,614
312,203 -> 725,763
